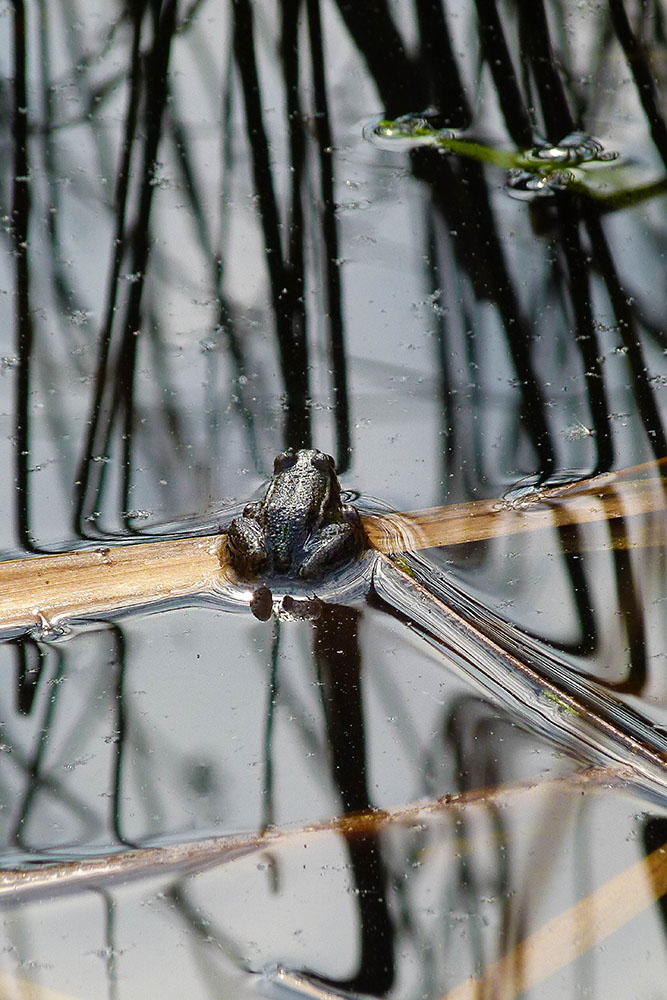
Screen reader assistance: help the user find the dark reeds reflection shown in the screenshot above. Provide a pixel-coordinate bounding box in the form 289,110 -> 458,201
1,0 -> 666,995
312,604 -> 394,993
10,0 -> 34,551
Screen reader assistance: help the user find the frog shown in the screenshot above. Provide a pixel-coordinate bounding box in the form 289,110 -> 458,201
226,449 -> 366,582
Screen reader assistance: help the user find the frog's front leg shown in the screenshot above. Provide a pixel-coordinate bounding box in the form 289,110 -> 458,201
299,520 -> 365,580
226,515 -> 268,579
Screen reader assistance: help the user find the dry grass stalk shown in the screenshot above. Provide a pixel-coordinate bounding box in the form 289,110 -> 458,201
0,766 -> 620,903
365,458 -> 666,554
0,535 -> 227,630
4,767 -> 659,1000
0,973 -> 76,1000
443,840 -> 667,1000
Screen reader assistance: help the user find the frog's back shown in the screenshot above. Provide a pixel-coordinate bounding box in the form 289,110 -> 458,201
263,469 -> 326,569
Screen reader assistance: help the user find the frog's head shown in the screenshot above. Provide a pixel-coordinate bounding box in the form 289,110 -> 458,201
273,448 -> 337,479
273,448 -> 341,510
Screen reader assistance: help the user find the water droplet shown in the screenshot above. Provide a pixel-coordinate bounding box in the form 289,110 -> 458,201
28,614 -> 70,642
564,420 -> 596,440
124,508 -> 152,520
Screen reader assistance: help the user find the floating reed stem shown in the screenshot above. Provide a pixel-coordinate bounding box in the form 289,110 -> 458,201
0,535 -> 227,631
0,461 -> 662,631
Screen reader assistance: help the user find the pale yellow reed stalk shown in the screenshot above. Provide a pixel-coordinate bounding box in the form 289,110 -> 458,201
443,841 -> 667,1000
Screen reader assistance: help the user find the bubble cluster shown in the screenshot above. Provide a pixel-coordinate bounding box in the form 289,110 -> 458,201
526,132 -> 618,167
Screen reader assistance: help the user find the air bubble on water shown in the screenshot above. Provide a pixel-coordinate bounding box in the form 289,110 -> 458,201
63,754 -> 93,772
91,946 -> 115,959
28,613 -> 70,642
69,309 -> 92,327
527,132 -> 618,166
506,168 -> 573,200
564,421 -> 596,440
364,111 -> 455,150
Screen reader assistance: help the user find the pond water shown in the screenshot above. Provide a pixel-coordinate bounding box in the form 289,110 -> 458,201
0,2 -> 666,998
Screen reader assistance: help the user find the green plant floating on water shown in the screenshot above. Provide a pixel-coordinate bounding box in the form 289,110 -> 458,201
525,133 -> 618,166
508,133 -> 618,201
365,113 -> 667,210
543,689 -> 580,718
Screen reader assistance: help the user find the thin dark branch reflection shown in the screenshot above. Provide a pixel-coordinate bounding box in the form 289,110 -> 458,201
0,1 -> 665,995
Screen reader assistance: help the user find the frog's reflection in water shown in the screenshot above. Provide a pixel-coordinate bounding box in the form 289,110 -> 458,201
267,601 -> 395,995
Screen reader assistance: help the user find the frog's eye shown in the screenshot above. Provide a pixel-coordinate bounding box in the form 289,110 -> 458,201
274,450 -> 296,474
311,452 -> 336,473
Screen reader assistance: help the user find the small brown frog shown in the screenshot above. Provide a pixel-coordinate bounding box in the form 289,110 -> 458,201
226,449 -> 366,581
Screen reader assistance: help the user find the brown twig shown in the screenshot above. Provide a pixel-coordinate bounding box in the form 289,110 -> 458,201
365,457 -> 667,553
0,535 -> 227,630
0,765 -> 621,903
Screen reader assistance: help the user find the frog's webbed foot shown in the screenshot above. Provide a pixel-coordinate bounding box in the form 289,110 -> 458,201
226,515 -> 269,579
280,594 -> 323,620
341,503 -> 363,527
299,520 -> 366,580
250,585 -> 273,621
